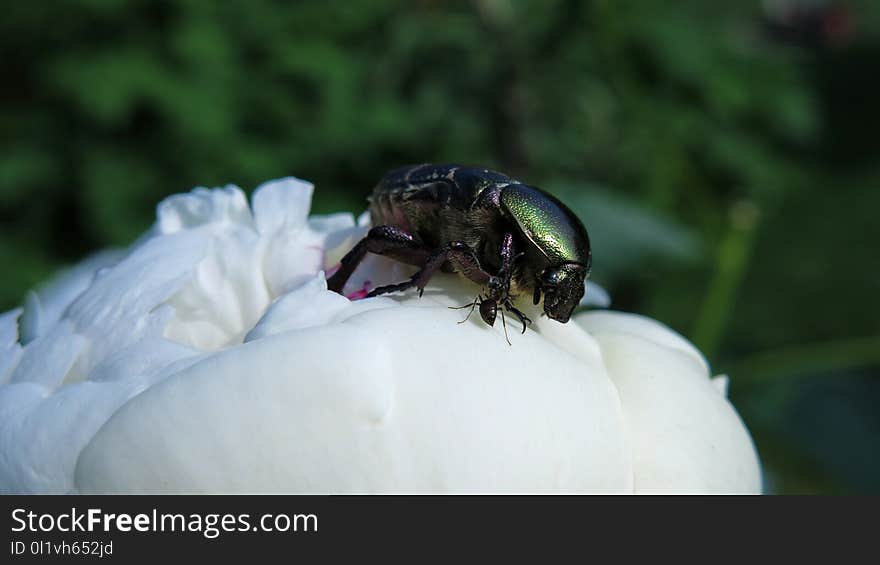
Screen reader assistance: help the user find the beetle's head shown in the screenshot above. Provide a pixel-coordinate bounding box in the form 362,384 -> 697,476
539,263 -> 587,323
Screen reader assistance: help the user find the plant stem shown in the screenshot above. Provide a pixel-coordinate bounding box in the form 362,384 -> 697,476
692,200 -> 761,359
725,335 -> 880,387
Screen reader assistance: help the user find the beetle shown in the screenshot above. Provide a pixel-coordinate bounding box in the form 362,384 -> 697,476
326,164 -> 591,337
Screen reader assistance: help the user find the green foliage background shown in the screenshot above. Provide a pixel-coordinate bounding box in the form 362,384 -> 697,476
1,0 -> 878,493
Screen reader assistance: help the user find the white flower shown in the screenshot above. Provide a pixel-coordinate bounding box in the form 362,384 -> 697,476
0,177 -> 761,494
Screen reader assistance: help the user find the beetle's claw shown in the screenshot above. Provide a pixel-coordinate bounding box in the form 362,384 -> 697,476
502,302 -> 532,335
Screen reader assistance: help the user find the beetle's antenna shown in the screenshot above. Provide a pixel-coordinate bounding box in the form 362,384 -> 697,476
500,308 -> 512,346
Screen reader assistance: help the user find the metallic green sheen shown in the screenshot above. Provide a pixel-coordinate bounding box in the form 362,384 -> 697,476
500,183 -> 591,265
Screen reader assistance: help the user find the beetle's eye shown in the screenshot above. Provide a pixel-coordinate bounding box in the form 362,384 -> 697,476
542,269 -> 560,286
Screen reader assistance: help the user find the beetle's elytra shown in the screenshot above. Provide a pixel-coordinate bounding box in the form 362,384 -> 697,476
327,164 -> 591,336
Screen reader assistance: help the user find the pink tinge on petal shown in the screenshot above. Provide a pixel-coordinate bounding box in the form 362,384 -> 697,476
325,263 -> 340,278
346,281 -> 372,301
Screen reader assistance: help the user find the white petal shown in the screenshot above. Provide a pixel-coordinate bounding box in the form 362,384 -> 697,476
357,210 -> 371,227
18,292 -> 41,345
0,308 -> 22,385
157,186 -> 253,234
308,212 -> 359,236
577,311 -> 761,494
86,336 -> 202,386
0,347 -> 23,388
0,308 -> 21,348
576,310 -> 709,375
65,230 -> 209,374
580,281 -> 611,308
245,275 -> 350,341
252,177 -> 314,237
9,320 -> 85,389
28,249 -> 124,341
0,380 -> 144,494
161,229 -> 269,350
75,300 -> 632,494
261,230 -> 325,298
712,375 -> 730,397
252,182 -> 355,298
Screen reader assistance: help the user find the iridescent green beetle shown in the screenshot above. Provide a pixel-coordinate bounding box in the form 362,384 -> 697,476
327,164 -> 591,334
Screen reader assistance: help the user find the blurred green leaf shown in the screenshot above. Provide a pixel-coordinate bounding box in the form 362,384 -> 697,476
554,183 -> 702,278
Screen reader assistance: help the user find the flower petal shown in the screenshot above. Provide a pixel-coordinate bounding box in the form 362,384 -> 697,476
246,274 -> 352,341
252,177 -> 314,237
0,379 -> 145,493
576,311 -> 761,493
24,250 -> 124,342
64,230 -> 210,375
0,308 -> 22,385
76,300 -> 632,493
576,310 -> 708,375
9,320 -> 85,390
158,186 -> 253,234
580,281 -> 611,308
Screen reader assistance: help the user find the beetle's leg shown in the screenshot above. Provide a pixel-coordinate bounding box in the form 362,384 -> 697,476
498,233 -> 515,268
504,301 -> 533,334
489,232 -> 520,298
497,233 -> 522,283
326,226 -> 428,294
449,297 -> 480,310
366,280 -> 418,297
450,295 -> 482,324
443,242 -> 493,287
499,308 -> 512,346
367,241 -> 488,298
485,232 -> 519,303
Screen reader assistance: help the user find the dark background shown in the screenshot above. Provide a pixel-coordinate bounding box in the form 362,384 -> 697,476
1,0 -> 878,493
3,496 -> 872,560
